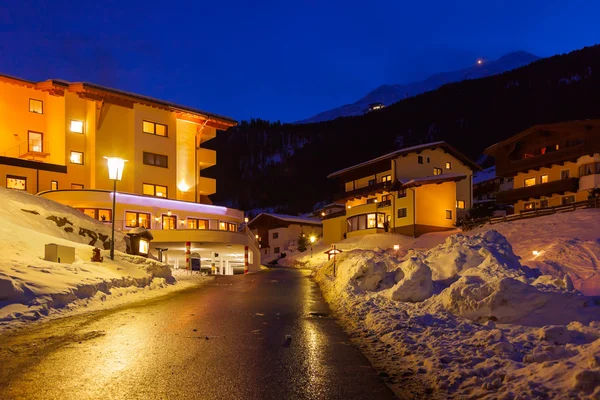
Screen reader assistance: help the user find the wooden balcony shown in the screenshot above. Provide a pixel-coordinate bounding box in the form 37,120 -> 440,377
334,181 -> 392,201
502,144 -> 586,176
496,177 -> 579,204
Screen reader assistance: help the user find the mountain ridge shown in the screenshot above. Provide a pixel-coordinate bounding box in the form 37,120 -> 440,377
297,51 -> 540,124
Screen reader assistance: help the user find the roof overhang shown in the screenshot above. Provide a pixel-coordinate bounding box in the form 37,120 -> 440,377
393,173 -> 467,190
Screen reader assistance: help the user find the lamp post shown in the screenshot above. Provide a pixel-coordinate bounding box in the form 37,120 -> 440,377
310,235 -> 316,258
105,157 -> 126,261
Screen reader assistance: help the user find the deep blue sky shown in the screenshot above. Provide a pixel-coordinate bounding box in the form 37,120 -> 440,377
1,1 -> 598,122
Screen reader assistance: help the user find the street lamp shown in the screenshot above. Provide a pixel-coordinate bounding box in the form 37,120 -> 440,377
310,235 -> 316,258
105,157 -> 126,261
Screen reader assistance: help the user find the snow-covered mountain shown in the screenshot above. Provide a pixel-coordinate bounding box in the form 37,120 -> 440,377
298,51 -> 540,124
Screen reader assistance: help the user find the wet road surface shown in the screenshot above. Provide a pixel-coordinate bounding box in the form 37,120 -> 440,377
0,268 -> 396,399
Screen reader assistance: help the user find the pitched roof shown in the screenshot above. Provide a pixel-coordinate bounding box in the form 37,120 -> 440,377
327,141 -> 479,179
248,213 -> 322,227
0,73 -> 236,127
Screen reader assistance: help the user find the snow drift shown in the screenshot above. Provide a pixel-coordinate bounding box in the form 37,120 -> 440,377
0,187 -> 173,327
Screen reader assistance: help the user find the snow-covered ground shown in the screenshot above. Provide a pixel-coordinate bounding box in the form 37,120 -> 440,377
0,187 -> 210,331
281,210 -> 600,398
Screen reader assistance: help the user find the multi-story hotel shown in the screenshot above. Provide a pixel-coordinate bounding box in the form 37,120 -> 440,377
485,120 -> 600,212
322,142 -> 478,244
0,73 -> 260,273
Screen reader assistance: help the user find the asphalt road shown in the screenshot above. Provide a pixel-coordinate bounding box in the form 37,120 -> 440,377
0,268 -> 396,400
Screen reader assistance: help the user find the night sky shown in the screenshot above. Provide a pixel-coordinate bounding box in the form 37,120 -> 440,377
1,1 -> 598,122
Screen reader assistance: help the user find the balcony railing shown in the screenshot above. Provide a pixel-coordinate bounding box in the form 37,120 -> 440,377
503,144 -> 586,176
0,140 -> 50,160
496,177 -> 579,204
322,209 -> 347,220
334,181 -> 392,201
377,199 -> 392,208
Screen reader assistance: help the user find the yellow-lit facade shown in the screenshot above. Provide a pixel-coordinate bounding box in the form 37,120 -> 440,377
323,143 -> 477,245
0,74 -> 260,272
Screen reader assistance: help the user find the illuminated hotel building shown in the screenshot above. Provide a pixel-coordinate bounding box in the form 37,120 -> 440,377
0,73 -> 259,273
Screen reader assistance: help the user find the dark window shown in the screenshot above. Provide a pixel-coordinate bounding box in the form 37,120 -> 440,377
274,247 -> 280,254
368,179 -> 376,186
539,200 -> 549,208
427,157 -> 431,163
566,138 -> 584,147
445,210 -> 452,219
29,99 -> 43,114
398,189 -> 407,198
561,170 -> 571,180
273,232 -> 279,239
143,152 -> 168,168
434,167 -> 442,176
367,198 -> 377,204
397,208 -> 407,218
381,194 -> 390,202
418,156 -> 423,164
143,121 -> 168,137
6,175 -> 26,191
71,183 -> 84,189
562,195 -> 575,205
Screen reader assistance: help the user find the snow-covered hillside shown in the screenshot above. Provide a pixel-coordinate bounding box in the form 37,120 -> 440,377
298,51 -> 540,124
0,187 -> 191,329
281,210 -> 600,398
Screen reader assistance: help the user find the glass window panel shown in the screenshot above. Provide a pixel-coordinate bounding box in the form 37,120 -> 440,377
70,151 -> 83,164
155,185 -> 167,198
143,152 -> 155,165
155,124 -> 167,136
6,176 -> 26,190
143,184 -> 155,196
358,215 -> 367,230
219,222 -> 227,230
524,177 -> 536,187
367,214 -> 376,228
377,213 -> 385,228
70,120 -> 84,133
83,209 -> 96,219
51,181 -> 58,190
198,220 -> 208,230
541,175 -> 549,184
71,183 -> 84,189
143,121 -> 155,134
98,209 -> 111,222
187,219 -> 197,229
125,212 -> 138,227
29,99 -> 43,114
28,131 -> 43,153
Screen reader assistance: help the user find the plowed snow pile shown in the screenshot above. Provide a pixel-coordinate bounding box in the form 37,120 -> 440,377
313,230 -> 600,399
0,187 -> 184,330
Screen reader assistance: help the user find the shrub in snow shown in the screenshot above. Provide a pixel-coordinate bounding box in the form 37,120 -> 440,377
383,257 -> 433,302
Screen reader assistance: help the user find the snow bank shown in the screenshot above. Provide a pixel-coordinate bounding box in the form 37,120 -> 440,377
0,187 -> 183,329
310,228 -> 600,398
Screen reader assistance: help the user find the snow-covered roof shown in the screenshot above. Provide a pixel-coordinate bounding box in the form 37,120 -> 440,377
248,213 -> 322,227
398,173 -> 467,188
473,166 -> 497,185
327,141 -> 479,179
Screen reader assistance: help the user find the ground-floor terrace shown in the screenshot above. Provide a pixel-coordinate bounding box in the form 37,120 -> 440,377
38,189 -> 261,274
323,174 -> 466,245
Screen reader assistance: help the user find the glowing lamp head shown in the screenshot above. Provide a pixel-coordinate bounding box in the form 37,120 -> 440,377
532,250 -> 539,256
310,235 -> 316,244
178,181 -> 190,193
244,217 -> 249,223
393,245 -> 400,251
477,59 -> 483,65
167,210 -> 172,217
105,157 -> 126,181
321,212 -> 325,216
255,234 -> 259,239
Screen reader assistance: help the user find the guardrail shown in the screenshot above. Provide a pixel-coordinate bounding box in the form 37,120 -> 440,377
461,198 -> 600,231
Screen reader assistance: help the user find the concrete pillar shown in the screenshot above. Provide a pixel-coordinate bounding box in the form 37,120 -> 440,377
225,260 -> 230,275
185,242 -> 191,269
219,257 -> 224,275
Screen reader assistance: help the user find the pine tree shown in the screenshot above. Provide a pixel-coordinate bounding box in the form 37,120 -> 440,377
297,234 -> 308,253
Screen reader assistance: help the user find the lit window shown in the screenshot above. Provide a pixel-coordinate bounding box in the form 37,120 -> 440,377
456,200 -> 465,209
125,212 -> 151,228
6,175 -> 26,191
51,180 -> 58,190
28,131 -> 43,153
382,175 -> 392,182
524,202 -> 535,210
398,208 -> 407,218
71,183 -> 84,189
70,120 -> 84,134
541,175 -> 549,184
434,168 -> 442,175
162,215 -> 176,230
187,218 -> 208,229
524,177 -> 536,187
139,239 -> 149,255
446,162 -> 452,169
98,209 -> 111,222
143,121 -> 168,137
143,183 -> 167,198
219,221 -> 227,230
78,208 -> 112,222
367,213 -> 377,228
29,99 -> 43,114
70,151 -> 84,164
446,210 -> 453,219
